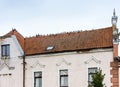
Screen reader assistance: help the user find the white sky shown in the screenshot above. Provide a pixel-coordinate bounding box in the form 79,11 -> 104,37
0,0 -> 120,37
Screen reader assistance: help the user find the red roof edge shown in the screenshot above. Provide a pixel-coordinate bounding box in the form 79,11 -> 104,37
3,29 -> 25,51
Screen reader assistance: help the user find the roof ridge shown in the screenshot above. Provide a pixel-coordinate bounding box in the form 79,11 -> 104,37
25,26 -> 112,39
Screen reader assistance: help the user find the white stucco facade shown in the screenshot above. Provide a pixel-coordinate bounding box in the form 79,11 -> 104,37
25,49 -> 113,87
0,35 -> 23,87
0,28 -> 117,87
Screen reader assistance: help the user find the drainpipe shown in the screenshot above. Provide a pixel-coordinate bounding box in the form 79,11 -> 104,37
23,53 -> 26,87
23,38 -> 26,87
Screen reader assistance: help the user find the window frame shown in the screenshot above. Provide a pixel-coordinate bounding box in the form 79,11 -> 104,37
1,44 -> 10,57
34,71 -> 42,87
60,69 -> 68,87
88,67 -> 98,85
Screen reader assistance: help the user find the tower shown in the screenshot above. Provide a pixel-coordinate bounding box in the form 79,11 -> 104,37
112,9 -> 119,57
111,9 -> 119,87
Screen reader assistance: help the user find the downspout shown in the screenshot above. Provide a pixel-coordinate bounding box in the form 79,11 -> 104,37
23,38 -> 26,87
23,53 -> 26,87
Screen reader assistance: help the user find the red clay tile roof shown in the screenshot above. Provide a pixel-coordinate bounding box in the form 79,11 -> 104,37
3,27 -> 113,55
3,29 -> 25,50
24,27 -> 113,55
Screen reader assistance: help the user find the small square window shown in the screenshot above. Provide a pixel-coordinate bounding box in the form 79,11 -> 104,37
1,44 -> 10,57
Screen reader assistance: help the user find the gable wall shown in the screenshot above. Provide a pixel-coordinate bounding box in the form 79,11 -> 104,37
0,36 -> 23,87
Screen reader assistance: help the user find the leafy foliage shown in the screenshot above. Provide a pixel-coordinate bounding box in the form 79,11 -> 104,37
89,69 -> 105,87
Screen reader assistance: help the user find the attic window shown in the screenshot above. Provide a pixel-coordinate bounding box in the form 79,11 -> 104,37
46,46 -> 54,51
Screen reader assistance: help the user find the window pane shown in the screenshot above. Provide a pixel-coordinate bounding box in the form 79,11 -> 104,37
60,70 -> 68,75
1,44 -> 10,56
60,70 -> 68,87
89,74 -> 93,82
35,72 -> 42,77
35,78 -> 42,87
34,72 -> 42,87
2,46 -> 6,56
88,68 -> 97,83
88,68 -> 97,73
6,45 -> 10,56
61,77 -> 68,86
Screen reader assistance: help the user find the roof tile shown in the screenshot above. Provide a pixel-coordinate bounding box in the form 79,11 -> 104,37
3,29 -> 25,50
24,27 -> 113,55
2,27 -> 113,55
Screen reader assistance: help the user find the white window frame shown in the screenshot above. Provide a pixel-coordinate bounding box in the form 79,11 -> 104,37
88,67 -> 98,85
59,69 -> 69,87
32,70 -> 43,87
1,44 -> 10,58
86,65 -> 100,86
34,71 -> 42,87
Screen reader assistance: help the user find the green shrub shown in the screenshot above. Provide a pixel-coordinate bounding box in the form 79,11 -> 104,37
89,69 -> 105,87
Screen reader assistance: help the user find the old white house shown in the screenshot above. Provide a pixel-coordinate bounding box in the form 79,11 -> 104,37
0,31 -> 24,87
0,11 -> 119,87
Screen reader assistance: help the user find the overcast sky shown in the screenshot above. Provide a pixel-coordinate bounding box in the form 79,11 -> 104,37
0,0 -> 120,37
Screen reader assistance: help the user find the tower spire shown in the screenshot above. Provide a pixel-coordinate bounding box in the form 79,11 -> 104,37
113,8 -> 116,16
111,9 -> 118,29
